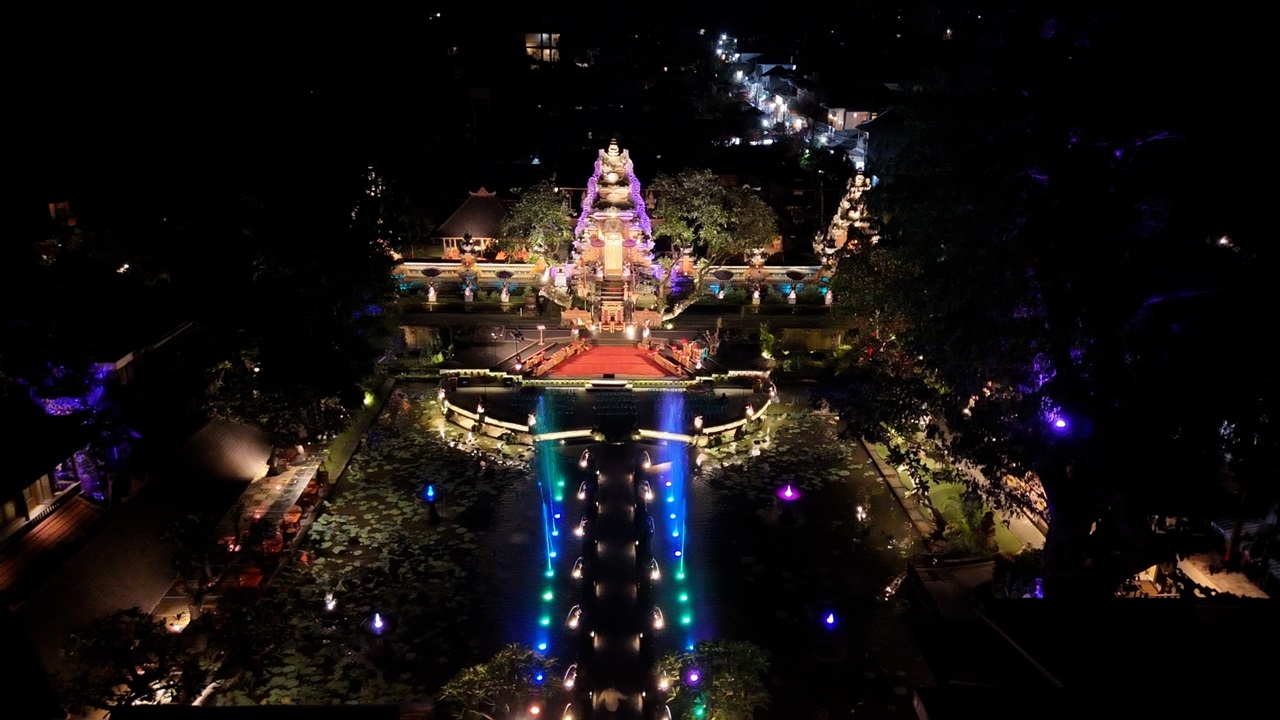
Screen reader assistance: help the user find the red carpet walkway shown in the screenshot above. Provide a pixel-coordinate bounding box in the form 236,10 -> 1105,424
545,345 -> 677,379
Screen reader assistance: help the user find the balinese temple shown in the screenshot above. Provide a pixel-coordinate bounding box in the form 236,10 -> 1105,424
570,139 -> 658,330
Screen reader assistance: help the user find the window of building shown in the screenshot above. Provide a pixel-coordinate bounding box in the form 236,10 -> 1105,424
524,33 -> 560,64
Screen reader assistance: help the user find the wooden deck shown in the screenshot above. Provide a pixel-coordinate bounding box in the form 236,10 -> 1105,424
0,497 -> 105,605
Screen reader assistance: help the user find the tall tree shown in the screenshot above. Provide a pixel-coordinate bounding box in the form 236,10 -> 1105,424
59,607 -> 199,712
650,169 -> 778,319
199,155 -> 397,446
499,180 -> 575,262
655,640 -> 770,720
436,644 -> 562,720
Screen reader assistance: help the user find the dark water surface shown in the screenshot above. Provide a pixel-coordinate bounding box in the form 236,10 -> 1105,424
475,387 -> 933,718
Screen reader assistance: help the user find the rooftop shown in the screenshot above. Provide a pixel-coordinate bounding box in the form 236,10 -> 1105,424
430,188 -> 510,240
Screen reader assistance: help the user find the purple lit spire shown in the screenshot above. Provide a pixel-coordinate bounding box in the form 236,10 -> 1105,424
573,142 -> 654,245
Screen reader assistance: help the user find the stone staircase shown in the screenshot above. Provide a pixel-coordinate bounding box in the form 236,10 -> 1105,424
596,276 -> 628,331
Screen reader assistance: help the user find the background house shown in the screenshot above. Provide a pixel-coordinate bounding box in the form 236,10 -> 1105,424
0,317 -> 205,552
0,390 -> 97,549
817,83 -> 896,171
426,188 -> 510,260
858,109 -> 908,182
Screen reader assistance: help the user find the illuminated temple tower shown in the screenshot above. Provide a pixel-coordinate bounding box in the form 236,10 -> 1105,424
571,139 -> 656,329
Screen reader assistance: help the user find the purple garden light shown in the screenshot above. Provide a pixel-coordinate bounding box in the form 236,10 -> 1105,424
1047,410 -> 1070,435
1042,398 -> 1072,436
776,484 -> 802,502
686,669 -> 702,686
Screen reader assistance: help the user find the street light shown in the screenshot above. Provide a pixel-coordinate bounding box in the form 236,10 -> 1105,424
818,169 -> 826,224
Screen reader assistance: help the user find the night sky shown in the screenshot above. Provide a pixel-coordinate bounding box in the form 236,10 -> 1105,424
15,4 -> 1271,209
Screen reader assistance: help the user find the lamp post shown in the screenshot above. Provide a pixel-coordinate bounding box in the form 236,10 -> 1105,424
426,484 -> 440,524
817,169 -> 826,226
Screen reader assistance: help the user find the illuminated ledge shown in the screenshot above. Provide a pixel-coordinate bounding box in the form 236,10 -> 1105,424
533,429 -> 595,442
636,429 -> 696,444
586,379 -> 631,390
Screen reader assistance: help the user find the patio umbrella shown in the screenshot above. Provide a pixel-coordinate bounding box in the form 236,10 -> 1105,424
495,270 -> 514,280
712,269 -> 734,281
785,269 -> 807,281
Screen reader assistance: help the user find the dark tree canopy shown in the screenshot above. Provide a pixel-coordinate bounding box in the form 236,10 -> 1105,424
649,169 -> 779,318
820,9 -> 1278,597
437,644 -> 563,720
655,640 -> 770,720
198,150 -> 398,445
499,180 -> 575,262
59,607 -> 199,711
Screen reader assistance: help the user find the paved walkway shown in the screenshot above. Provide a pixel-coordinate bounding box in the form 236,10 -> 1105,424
860,439 -> 941,546
5,378 -> 394,698
151,377 -> 393,628
571,444 -> 650,719
1178,553 -> 1270,599
15,420 -> 270,680
865,442 -> 1274,599
859,439 -> 1047,552
150,452 -> 326,628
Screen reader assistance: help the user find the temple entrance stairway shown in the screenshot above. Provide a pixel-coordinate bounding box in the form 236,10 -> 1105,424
596,277 -> 628,331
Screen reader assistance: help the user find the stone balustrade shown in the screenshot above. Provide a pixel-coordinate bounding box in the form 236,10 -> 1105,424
396,262 -> 828,293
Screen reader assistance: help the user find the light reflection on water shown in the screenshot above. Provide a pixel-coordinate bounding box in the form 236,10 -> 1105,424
471,387 -> 924,713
